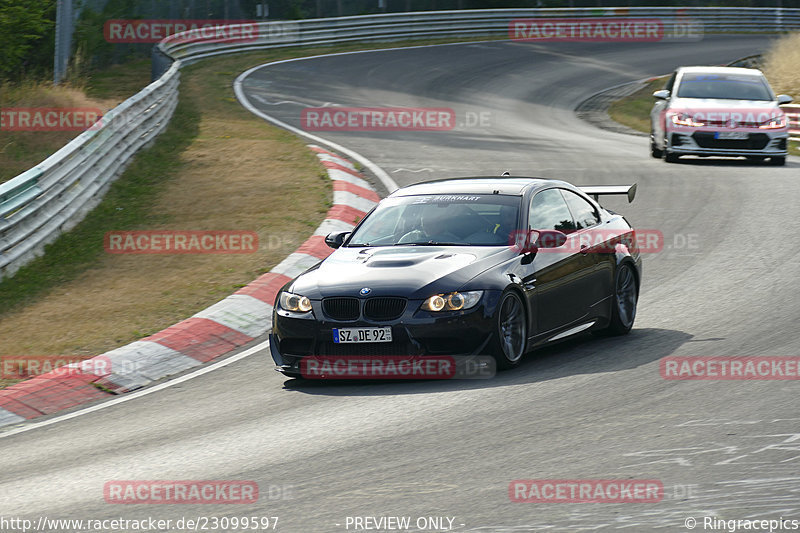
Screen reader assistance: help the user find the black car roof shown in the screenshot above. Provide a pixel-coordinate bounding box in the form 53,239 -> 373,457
388,177 -> 563,197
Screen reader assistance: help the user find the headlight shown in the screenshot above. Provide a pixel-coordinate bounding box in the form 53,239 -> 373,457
759,114 -> 787,129
279,291 -> 312,313
670,113 -> 704,127
421,291 -> 482,312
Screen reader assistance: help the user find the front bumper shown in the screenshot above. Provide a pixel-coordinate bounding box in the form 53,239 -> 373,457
666,129 -> 788,157
269,291 -> 502,375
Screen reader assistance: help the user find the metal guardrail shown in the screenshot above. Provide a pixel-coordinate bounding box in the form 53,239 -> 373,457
158,8 -> 800,65
0,62 -> 180,280
783,105 -> 800,142
2,7 -> 799,280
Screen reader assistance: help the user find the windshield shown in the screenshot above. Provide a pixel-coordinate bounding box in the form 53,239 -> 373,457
347,193 -> 521,246
676,73 -> 773,100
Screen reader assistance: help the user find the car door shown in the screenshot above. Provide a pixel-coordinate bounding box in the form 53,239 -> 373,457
559,189 -> 613,312
521,188 -> 594,334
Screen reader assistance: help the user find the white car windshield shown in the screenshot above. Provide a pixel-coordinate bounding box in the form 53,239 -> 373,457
676,73 -> 773,100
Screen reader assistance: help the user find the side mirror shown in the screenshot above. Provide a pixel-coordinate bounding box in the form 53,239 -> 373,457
324,231 -> 350,249
653,90 -> 670,100
524,230 -> 539,254
537,229 -> 568,249
512,229 -> 567,255
510,229 -> 538,255
777,94 -> 793,105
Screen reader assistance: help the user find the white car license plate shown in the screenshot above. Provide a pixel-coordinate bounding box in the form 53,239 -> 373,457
333,327 -> 392,344
715,131 -> 748,140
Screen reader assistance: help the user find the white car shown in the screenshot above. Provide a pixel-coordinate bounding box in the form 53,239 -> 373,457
650,66 -> 792,165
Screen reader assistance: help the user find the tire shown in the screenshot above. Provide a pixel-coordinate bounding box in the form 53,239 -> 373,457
594,263 -> 638,337
664,151 -> 679,163
650,135 -> 663,158
770,156 -> 786,166
490,291 -> 527,370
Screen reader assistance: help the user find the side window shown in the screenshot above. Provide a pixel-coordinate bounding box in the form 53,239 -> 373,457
560,190 -> 600,230
529,189 -> 576,233
665,71 -> 677,93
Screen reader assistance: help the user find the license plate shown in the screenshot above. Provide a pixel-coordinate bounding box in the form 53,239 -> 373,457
715,131 -> 748,140
333,327 -> 392,344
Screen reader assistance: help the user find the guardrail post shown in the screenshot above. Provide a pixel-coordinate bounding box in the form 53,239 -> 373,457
54,0 -> 73,84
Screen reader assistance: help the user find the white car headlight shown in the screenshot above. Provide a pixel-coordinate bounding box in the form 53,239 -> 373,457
759,114 -> 787,129
421,291 -> 482,312
279,291 -> 312,313
670,113 -> 705,127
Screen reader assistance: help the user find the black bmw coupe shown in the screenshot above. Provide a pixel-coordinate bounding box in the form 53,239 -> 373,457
269,177 -> 641,377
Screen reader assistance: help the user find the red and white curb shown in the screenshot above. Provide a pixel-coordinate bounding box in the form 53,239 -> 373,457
0,146 -> 378,428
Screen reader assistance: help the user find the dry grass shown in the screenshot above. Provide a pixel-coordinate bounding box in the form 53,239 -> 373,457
607,77 -> 667,134
761,32 -> 800,156
1,59 -> 152,185
84,58 -> 153,102
762,32 -> 800,97
0,81 -> 124,184
0,55 -> 330,377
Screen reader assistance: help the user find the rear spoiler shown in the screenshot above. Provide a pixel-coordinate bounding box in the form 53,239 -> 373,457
579,183 -> 637,203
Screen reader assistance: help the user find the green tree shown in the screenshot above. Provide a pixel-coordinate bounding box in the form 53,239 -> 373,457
0,0 -> 56,80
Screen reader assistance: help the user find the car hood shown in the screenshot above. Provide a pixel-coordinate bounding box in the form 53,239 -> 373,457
289,245 -> 510,299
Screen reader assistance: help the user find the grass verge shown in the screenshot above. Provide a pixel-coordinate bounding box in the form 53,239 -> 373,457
0,51 -> 332,387
607,77 -> 667,134
0,60 -> 151,185
762,32 -> 800,157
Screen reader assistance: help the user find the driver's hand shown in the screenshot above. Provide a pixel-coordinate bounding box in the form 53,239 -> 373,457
398,229 -> 426,243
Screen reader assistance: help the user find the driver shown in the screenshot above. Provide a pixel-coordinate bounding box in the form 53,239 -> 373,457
398,208 -> 460,244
